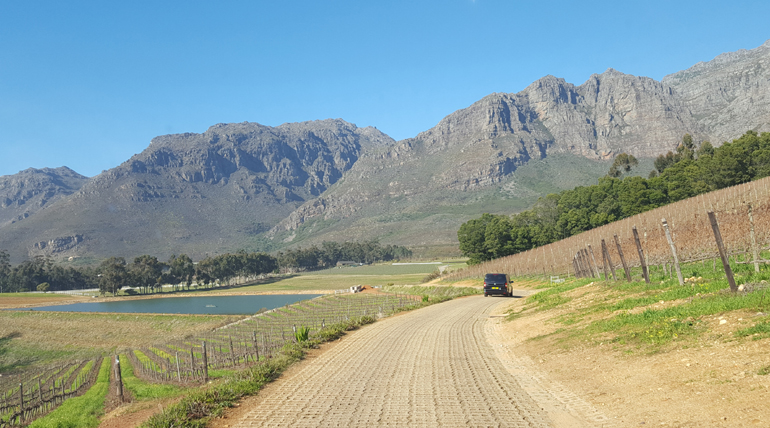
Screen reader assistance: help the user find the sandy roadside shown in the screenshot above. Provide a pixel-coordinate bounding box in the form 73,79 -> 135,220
488,289 -> 770,427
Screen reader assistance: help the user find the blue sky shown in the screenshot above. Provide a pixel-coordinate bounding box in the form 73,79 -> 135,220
2,0 -> 769,177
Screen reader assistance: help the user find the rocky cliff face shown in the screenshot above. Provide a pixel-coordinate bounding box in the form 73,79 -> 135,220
663,40 -> 770,143
0,167 -> 89,228
4,41 -> 770,261
268,69 -> 706,238
0,120 -> 393,261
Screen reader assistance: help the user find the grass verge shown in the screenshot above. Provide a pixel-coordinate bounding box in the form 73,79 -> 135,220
509,259 -> 770,352
120,354 -> 187,400
141,316 -> 376,428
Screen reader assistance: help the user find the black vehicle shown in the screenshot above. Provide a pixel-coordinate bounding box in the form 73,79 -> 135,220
483,273 -> 512,297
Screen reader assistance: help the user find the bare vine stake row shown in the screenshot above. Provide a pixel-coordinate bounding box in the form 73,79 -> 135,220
445,176 -> 770,282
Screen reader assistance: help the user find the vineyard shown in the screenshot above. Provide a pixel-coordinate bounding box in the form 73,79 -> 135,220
0,291 -> 422,426
445,175 -> 770,281
0,359 -> 101,426
125,292 -> 421,384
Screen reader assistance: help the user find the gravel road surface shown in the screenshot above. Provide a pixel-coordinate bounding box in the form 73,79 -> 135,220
232,295 -> 597,427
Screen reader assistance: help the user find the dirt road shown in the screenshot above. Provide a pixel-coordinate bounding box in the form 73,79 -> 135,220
229,295 -> 610,427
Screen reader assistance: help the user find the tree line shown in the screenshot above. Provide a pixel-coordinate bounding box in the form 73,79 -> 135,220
0,240 -> 412,294
276,240 -> 412,271
459,131 -> 770,264
0,251 -> 99,293
96,251 -> 279,296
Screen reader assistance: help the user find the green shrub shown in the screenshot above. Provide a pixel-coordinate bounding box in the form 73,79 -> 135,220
294,326 -> 310,343
421,270 -> 441,283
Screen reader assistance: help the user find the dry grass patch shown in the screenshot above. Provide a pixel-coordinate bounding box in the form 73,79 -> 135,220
0,293 -> 90,309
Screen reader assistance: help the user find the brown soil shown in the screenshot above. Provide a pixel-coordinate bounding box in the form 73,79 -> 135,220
99,397 -> 181,428
0,294 -> 90,309
489,286 -> 770,427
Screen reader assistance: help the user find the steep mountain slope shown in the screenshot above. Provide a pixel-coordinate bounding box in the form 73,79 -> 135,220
0,167 -> 89,228
3,41 -> 770,262
0,120 -> 392,261
663,40 -> 770,142
268,69 -> 700,248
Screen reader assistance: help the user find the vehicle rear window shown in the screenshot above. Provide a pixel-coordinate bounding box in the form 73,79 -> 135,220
484,274 -> 507,282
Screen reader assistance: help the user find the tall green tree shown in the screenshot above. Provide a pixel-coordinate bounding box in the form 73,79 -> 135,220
168,254 -> 195,290
0,250 -> 9,293
131,255 -> 164,294
99,257 -> 128,296
458,213 -> 498,264
457,130 -> 770,263
608,153 -> 639,178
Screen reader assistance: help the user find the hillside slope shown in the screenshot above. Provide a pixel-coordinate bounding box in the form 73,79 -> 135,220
0,120 -> 393,261
3,41 -> 770,262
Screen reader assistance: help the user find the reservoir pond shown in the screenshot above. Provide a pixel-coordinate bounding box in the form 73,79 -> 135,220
21,294 -> 322,315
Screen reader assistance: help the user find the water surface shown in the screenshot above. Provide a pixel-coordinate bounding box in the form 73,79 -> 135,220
19,294 -> 321,315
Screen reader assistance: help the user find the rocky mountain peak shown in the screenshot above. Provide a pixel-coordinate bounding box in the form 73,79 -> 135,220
662,39 -> 770,142
0,166 -> 89,228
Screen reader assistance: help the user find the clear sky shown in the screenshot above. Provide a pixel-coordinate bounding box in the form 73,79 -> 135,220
2,0 -> 769,177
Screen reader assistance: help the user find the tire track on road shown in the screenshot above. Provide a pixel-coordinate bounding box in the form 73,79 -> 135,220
234,296 -> 579,427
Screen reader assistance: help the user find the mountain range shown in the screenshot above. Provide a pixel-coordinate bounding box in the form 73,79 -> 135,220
2,40 -> 770,263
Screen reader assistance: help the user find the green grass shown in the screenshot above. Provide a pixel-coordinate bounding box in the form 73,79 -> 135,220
28,357 -> 110,428
308,263 -> 467,276
204,269 -> 447,293
735,320 -> 770,340
0,293 -> 77,299
514,258 -> 770,351
382,285 -> 481,300
593,286 -> 770,347
121,354 -> 187,400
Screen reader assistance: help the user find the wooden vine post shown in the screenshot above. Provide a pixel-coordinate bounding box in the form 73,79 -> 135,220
252,331 -> 260,362
202,341 -> 209,383
572,254 -> 580,278
601,239 -> 617,280
708,211 -> 738,292
632,226 -> 650,283
583,248 -> 597,278
661,218 -> 684,286
613,234 -> 632,282
577,251 -> 587,277
748,203 -> 760,273
114,355 -> 124,403
588,244 -> 601,279
175,352 -> 181,382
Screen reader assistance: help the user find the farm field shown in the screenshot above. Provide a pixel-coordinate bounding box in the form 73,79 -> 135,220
204,261 -> 467,293
0,293 -> 90,309
0,269 -> 476,427
0,311 -> 239,373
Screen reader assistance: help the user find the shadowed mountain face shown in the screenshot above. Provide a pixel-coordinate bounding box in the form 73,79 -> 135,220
3,41 -> 770,262
0,120 -> 393,261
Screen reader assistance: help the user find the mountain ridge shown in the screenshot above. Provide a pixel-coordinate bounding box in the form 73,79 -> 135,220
3,40 -> 770,262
